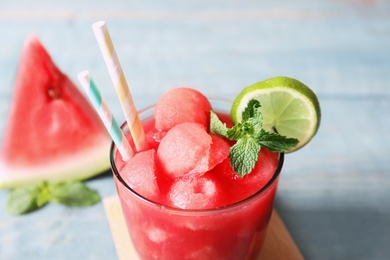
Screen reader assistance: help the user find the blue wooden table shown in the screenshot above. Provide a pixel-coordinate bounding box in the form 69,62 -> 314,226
1,1 -> 390,259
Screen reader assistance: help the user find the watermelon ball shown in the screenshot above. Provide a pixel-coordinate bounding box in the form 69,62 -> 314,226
168,173 -> 228,209
120,149 -> 161,202
157,123 -> 212,179
154,87 -> 212,130
211,149 -> 279,205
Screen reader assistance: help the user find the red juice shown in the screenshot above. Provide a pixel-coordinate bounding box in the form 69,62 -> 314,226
110,98 -> 283,259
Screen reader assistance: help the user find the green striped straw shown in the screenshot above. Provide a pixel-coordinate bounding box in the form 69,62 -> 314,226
77,70 -> 133,161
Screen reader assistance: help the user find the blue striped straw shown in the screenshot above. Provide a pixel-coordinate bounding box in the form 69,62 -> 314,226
77,70 -> 133,161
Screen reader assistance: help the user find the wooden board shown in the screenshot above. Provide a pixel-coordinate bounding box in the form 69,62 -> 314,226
103,196 -> 303,260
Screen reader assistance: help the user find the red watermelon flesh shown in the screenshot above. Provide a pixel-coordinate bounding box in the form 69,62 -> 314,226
154,87 -> 212,130
210,149 -> 279,204
0,33 -> 111,189
208,134 -> 230,172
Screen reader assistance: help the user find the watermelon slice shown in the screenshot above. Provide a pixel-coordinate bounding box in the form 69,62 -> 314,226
0,33 -> 111,189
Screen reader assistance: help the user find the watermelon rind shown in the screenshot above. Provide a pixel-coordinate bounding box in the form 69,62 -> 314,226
0,138 -> 110,189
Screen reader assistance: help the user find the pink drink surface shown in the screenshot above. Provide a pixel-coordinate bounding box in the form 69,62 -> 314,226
113,112 -> 281,259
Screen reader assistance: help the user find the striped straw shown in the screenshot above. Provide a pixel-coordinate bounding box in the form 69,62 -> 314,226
77,70 -> 133,161
92,21 -> 148,152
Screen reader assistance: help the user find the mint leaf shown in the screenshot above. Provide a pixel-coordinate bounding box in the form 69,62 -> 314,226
210,98 -> 299,177
210,111 -> 228,137
48,181 -> 100,207
226,122 -> 247,140
6,180 -> 101,215
36,181 -> 51,207
229,136 -> 261,177
242,99 -> 262,122
247,114 -> 263,138
231,99 -> 263,139
6,184 -> 43,215
257,129 -> 299,152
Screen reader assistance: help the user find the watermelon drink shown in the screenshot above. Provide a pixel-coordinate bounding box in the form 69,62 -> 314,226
110,88 -> 283,259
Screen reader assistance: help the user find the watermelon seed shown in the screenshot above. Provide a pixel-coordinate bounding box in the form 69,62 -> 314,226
48,87 -> 61,99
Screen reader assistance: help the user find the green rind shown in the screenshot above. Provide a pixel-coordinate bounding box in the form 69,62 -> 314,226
231,76 -> 321,152
0,138 -> 110,189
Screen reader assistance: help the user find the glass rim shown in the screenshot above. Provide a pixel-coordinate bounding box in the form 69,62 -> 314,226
109,97 -> 284,215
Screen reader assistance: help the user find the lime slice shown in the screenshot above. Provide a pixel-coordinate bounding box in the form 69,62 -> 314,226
231,76 -> 321,152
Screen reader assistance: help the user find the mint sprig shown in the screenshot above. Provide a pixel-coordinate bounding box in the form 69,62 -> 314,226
6,180 -> 100,215
210,99 -> 299,177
